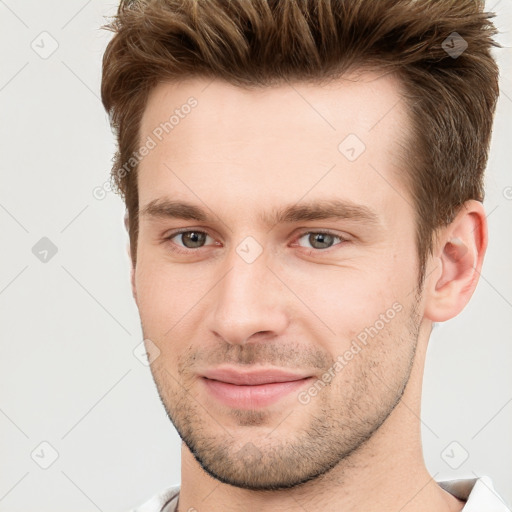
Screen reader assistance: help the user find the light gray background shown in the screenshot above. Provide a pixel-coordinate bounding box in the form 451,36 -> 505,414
0,1 -> 510,510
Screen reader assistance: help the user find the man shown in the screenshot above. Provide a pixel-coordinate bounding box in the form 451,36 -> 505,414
101,0 -> 507,510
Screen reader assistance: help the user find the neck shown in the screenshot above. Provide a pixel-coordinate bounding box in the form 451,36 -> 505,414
177,336 -> 464,512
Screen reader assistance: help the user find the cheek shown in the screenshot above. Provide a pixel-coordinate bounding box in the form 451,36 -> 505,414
134,236 -> 416,346
133,257 -> 192,333
281,257 -> 408,332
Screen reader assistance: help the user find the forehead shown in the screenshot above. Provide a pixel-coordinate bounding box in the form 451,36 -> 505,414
137,72 -> 413,226
140,71 -> 408,151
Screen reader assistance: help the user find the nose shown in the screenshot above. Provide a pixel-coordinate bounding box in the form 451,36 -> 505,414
208,249 -> 289,346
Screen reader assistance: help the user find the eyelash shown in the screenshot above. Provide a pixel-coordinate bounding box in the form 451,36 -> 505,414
162,228 -> 349,256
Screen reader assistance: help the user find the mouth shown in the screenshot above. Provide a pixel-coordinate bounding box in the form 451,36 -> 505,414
200,367 -> 314,409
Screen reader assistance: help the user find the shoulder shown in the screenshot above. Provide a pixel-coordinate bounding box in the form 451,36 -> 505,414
126,485 -> 181,512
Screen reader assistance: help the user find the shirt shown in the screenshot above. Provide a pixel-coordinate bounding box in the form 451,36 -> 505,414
128,476 -> 510,512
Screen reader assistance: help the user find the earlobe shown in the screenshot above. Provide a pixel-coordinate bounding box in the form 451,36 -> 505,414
423,200 -> 487,322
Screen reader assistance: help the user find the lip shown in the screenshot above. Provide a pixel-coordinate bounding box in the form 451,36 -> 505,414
200,366 -> 313,409
201,367 -> 311,385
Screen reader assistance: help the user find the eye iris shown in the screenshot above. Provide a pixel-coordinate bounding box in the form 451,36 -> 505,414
181,231 -> 206,248
176,232 -> 336,250
309,233 -> 335,249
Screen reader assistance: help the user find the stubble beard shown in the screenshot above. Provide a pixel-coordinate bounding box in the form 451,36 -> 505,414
146,296 -> 421,491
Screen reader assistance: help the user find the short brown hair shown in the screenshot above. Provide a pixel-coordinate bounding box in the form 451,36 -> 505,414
101,0 -> 499,281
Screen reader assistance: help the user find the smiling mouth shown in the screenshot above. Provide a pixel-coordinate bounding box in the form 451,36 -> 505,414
200,367 -> 314,408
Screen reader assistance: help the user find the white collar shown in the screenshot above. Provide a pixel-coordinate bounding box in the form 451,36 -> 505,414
438,477 -> 510,511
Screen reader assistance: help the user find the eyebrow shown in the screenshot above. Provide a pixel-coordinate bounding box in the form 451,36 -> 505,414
139,197 -> 380,228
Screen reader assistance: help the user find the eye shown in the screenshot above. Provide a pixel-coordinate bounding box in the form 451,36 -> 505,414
162,229 -> 349,255
295,231 -> 347,251
165,229 -> 216,252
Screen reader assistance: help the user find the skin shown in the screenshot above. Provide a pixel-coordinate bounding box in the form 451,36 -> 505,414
130,72 -> 487,511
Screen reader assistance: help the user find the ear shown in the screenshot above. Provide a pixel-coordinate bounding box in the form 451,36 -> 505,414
423,200 -> 488,322
124,210 -> 138,304
128,245 -> 137,304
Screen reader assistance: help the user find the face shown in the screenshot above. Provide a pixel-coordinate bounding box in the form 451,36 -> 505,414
134,73 -> 424,490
